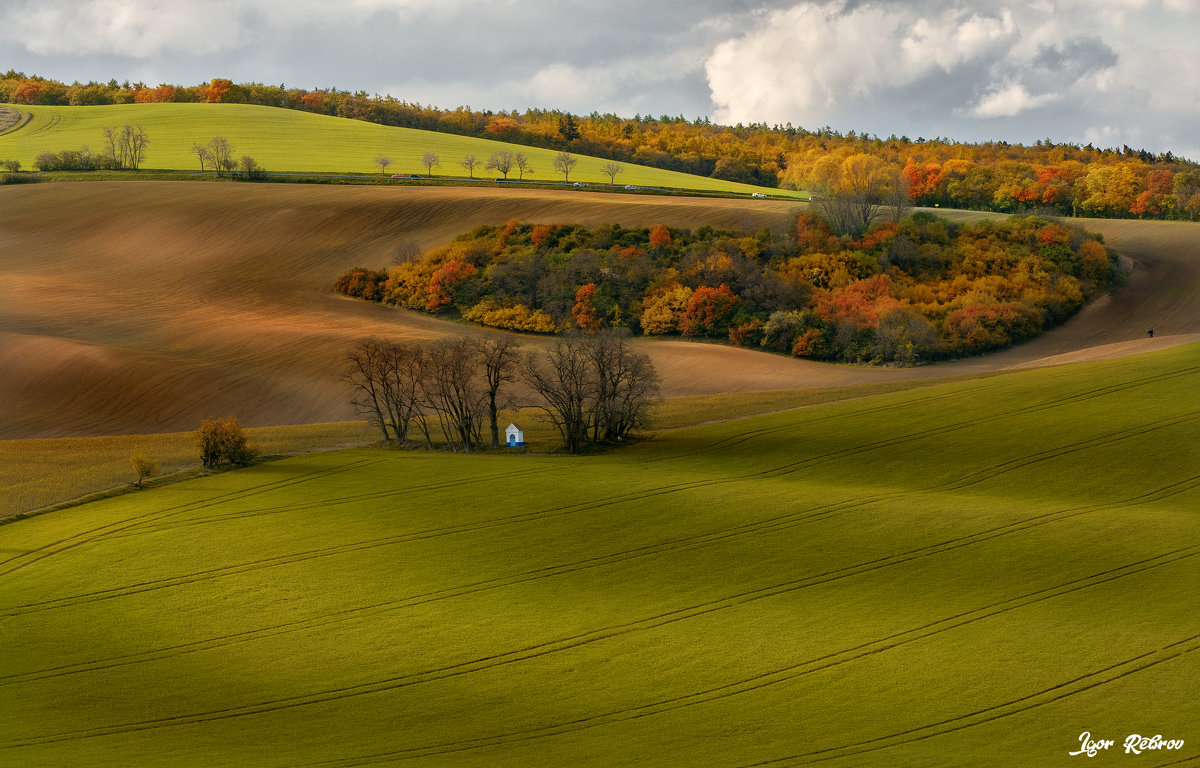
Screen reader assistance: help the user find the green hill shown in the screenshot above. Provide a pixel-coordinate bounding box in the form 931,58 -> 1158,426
1,342 -> 1196,766
0,103 -> 791,193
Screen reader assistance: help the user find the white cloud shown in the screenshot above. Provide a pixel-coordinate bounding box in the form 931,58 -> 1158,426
706,2 -> 1023,126
704,0 -> 1197,154
968,82 -> 1059,117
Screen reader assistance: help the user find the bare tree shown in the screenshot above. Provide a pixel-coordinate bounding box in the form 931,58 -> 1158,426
374,155 -> 393,175
421,338 -> 487,452
191,141 -> 212,171
601,161 -> 624,185
522,335 -> 593,454
102,127 -> 121,168
422,151 -> 441,177
553,150 -> 577,182
515,152 -> 534,180
486,150 -> 515,180
476,336 -> 522,447
122,125 -> 149,170
344,337 -> 434,446
378,342 -> 434,447
344,337 -> 394,441
460,153 -> 480,179
207,137 -> 235,178
883,169 -> 910,223
392,239 -> 422,265
585,330 -> 659,442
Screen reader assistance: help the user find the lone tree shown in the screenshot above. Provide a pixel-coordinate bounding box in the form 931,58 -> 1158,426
422,151 -> 441,177
460,153 -> 480,179
486,150 -> 514,180
601,161 -> 624,185
554,150 -> 577,182
374,155 -> 393,175
515,152 -> 534,180
195,416 -> 257,468
130,453 -> 158,488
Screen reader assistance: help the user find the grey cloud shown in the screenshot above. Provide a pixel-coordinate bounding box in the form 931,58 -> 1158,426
1033,36 -> 1119,77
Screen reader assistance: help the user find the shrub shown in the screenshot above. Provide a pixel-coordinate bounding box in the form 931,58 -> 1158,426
195,417 -> 258,468
130,453 -> 159,488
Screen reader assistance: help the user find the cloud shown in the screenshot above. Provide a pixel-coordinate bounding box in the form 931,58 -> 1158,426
706,2 -> 1023,126
704,0 -> 1196,155
0,0 -> 1196,157
968,82 -> 1059,118
6,0 -> 245,57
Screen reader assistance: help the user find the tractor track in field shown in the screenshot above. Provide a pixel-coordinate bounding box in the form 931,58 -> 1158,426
42,356 -> 1198,551
3,529 -> 1196,757
283,549 -> 1200,768
2,364 -> 1194,619
0,457 -> 386,579
3,463 -> 1196,690
737,638 -> 1200,767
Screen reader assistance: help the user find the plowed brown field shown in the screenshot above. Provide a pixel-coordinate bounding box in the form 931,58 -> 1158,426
2,182 -> 1197,438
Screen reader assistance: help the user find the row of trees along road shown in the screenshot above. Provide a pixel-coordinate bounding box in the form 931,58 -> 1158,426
378,150 -> 541,181
344,332 -> 659,454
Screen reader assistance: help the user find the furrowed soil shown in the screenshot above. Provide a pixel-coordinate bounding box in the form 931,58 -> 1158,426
2,182 -> 1198,439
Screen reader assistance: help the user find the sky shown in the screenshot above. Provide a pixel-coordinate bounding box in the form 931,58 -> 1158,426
2,0 -> 1198,159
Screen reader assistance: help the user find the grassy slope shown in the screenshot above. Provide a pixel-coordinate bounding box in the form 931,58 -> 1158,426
1,342 -> 1196,767
0,103 -> 791,193
0,378 -> 965,520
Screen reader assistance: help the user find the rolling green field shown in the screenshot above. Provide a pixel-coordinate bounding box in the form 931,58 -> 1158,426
1,343 -> 1197,767
0,103 -> 790,194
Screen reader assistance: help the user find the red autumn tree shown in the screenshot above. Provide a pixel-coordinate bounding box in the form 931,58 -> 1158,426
426,260 -> 476,312
300,91 -> 326,111
572,283 -> 601,332
679,284 -> 739,336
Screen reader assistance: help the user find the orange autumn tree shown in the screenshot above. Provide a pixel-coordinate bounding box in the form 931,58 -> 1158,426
572,283 -> 602,332
648,224 -> 672,250
426,260 -> 476,312
679,284 -> 739,336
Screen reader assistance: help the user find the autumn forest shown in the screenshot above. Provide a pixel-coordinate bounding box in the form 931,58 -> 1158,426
336,212 -> 1119,364
3,72 -> 1198,220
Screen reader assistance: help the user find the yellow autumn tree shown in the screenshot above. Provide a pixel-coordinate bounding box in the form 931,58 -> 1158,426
639,285 -> 693,335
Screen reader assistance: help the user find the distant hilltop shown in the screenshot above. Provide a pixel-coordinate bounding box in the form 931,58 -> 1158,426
2,71 -> 1198,221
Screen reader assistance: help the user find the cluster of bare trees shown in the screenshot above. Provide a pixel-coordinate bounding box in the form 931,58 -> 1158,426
102,124 -> 150,170
522,331 -> 659,453
192,136 -> 264,179
344,331 -> 658,454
